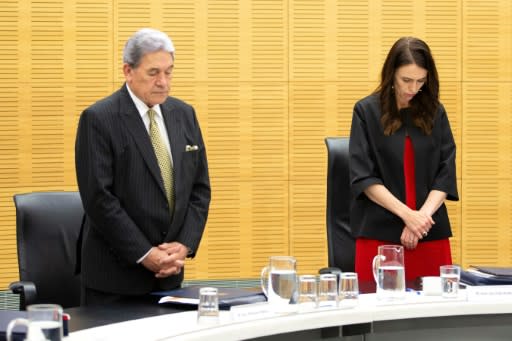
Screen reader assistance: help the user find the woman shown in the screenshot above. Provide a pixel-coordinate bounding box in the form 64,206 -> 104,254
349,37 -> 459,281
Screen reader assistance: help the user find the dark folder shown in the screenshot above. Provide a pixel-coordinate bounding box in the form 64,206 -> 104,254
152,286 -> 267,309
461,267 -> 512,286
470,266 -> 512,277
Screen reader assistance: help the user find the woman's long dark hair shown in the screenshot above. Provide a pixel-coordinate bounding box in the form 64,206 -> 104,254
375,37 -> 440,135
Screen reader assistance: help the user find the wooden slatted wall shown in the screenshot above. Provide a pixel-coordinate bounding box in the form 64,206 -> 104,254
0,0 -> 510,287
462,0 -> 512,265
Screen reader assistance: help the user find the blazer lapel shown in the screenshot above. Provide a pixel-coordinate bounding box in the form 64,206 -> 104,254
119,86 -> 167,198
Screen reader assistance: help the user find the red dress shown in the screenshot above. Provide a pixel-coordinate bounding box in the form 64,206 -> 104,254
355,136 -> 452,282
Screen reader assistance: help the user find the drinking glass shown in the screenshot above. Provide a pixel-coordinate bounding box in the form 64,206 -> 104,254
297,275 -> 317,311
7,304 -> 63,341
197,287 -> 219,324
440,265 -> 461,298
318,273 -> 338,308
339,272 -> 359,308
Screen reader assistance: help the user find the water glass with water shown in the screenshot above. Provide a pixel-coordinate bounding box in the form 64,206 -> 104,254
339,272 -> 359,308
197,287 -> 219,324
372,245 -> 406,300
318,273 -> 338,308
297,274 -> 318,311
440,265 -> 461,298
7,304 -> 63,341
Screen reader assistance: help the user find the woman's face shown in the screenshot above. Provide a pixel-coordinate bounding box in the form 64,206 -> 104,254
393,63 -> 427,109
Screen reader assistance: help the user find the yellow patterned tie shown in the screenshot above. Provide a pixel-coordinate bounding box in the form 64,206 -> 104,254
147,109 -> 174,216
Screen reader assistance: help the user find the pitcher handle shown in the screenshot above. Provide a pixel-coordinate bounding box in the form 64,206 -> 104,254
260,266 -> 269,297
372,255 -> 385,283
5,318 -> 46,341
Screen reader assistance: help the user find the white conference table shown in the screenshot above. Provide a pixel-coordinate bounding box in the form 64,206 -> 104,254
66,290 -> 512,341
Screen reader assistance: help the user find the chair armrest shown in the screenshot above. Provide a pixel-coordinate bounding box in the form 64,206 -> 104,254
318,267 -> 342,276
9,280 -> 37,310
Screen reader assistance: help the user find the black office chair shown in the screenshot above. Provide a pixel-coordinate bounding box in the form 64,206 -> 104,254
9,191 -> 84,309
323,137 -> 355,272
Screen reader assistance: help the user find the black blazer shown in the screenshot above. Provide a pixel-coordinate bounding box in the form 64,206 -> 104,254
75,84 -> 211,295
349,94 -> 458,243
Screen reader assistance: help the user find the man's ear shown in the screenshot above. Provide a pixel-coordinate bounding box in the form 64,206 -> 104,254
123,63 -> 132,80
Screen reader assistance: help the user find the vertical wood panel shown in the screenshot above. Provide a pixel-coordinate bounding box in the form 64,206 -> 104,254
289,81 -> 329,272
249,0 -> 288,81
424,0 -> 461,82
206,0 -> 240,80
336,1 -> 371,81
461,80 -> 512,267
463,0 -> 512,82
462,3 -> 511,268
0,0 -> 19,280
289,0 -> 327,81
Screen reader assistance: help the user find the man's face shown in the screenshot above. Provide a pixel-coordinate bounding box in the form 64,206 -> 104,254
123,50 -> 174,107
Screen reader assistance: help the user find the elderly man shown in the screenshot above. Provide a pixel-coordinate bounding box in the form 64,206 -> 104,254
75,28 -> 210,305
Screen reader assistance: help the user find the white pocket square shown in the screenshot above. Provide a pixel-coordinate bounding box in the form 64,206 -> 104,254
185,145 -> 199,152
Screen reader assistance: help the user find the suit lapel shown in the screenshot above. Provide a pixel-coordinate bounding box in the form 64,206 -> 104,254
119,86 -> 167,198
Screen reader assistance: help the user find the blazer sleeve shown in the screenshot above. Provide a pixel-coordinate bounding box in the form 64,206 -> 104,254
431,105 -> 459,201
349,100 -> 384,200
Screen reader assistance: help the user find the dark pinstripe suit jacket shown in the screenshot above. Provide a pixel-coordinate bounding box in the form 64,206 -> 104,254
75,84 -> 211,295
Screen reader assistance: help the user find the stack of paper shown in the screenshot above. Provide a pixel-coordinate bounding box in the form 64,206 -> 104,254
152,286 -> 267,309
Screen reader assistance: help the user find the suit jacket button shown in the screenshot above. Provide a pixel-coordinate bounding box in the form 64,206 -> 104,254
162,231 -> 167,236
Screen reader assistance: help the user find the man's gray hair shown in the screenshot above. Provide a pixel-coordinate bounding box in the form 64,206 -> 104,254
123,28 -> 175,67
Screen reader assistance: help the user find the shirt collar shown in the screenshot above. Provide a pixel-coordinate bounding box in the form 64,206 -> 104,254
126,83 -> 162,118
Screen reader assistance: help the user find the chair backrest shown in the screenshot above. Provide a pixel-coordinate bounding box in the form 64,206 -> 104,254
13,191 -> 83,308
325,137 -> 355,272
